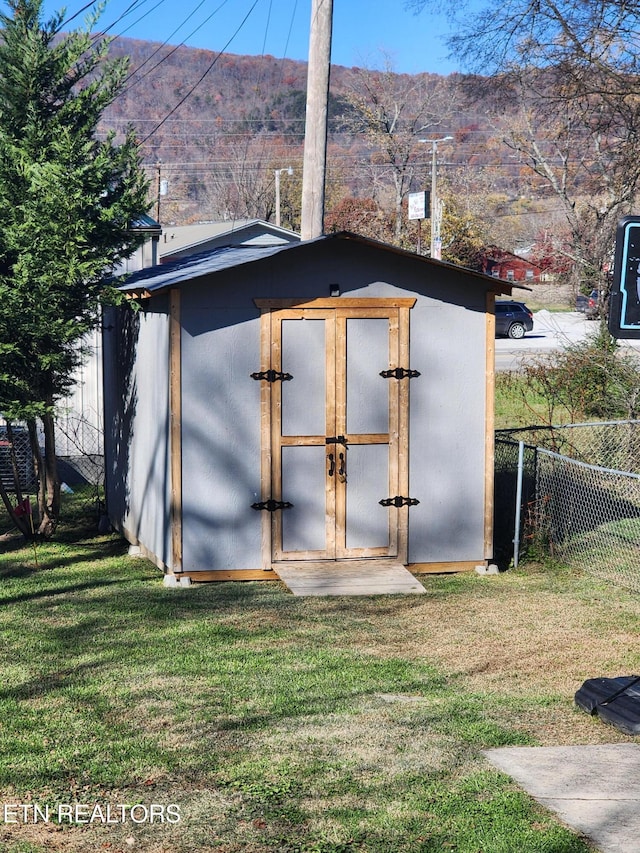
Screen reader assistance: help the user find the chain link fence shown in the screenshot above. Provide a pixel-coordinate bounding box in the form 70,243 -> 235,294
0,415 -> 104,493
55,414 -> 105,491
0,424 -> 37,491
497,421 -> 640,591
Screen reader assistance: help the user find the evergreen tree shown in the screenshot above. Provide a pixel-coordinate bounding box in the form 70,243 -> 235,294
0,0 -> 149,536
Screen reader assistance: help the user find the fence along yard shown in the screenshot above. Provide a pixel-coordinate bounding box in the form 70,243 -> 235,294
497,421 -> 640,590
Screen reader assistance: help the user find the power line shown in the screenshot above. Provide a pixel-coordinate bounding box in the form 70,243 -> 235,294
140,0 -> 262,144
122,0 -> 234,92
121,0 -> 211,85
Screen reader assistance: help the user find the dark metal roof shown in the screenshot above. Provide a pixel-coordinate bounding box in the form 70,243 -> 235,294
118,243 -> 290,293
118,232 -> 515,296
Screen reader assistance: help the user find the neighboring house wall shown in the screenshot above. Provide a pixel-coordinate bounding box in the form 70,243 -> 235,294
55,220 -> 161,484
55,328 -> 104,464
160,219 -> 299,263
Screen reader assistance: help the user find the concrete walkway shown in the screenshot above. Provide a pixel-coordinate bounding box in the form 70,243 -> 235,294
485,743 -> 640,852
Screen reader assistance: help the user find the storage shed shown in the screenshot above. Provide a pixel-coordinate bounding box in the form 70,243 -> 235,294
103,232 -> 513,584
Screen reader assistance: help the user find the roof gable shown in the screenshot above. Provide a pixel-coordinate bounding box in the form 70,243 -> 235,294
120,232 -> 515,298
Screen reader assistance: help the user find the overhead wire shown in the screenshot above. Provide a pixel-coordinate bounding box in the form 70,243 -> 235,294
223,0 -> 301,226
120,0 -> 214,85
88,0 -> 154,45
121,0 -> 234,92
139,0 -> 262,145
108,0 -> 169,42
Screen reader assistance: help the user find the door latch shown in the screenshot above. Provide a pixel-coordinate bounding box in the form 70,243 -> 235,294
325,435 -> 347,445
250,369 -> 293,382
380,368 -> 421,380
251,499 -> 293,511
379,496 -> 420,507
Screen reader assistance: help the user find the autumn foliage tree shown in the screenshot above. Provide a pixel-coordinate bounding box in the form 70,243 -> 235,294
342,56 -> 455,244
410,0 -> 640,291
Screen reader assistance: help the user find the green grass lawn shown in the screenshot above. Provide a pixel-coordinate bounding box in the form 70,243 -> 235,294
2,500 -> 637,851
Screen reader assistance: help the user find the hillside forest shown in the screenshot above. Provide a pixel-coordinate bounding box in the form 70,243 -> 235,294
101,34 -> 629,289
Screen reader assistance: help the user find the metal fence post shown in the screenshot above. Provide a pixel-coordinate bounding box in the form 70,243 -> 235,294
513,440 -> 525,568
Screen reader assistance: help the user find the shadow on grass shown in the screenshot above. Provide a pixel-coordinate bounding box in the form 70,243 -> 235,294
0,534 -> 130,583
0,659 -> 108,702
0,576 -> 128,606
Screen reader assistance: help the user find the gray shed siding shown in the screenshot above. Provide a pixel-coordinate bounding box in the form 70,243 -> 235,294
180,298 -> 263,571
104,302 -> 173,569
408,294 -> 488,562
177,243 -> 490,570
340,265 -> 489,564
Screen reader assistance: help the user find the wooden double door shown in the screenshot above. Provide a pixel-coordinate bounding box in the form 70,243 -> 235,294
256,299 -> 415,565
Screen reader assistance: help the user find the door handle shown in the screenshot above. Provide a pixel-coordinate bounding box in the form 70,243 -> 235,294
338,452 -> 346,483
327,453 -> 335,477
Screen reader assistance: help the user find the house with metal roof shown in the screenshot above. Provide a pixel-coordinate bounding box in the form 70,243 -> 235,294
103,231 -> 514,590
159,218 -> 299,264
55,214 -> 163,481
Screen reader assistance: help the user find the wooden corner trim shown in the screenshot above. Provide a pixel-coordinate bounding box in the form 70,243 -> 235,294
484,292 -> 496,560
170,288 -> 183,572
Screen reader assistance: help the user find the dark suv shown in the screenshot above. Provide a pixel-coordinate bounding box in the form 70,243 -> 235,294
495,301 -> 534,339
576,289 -> 600,319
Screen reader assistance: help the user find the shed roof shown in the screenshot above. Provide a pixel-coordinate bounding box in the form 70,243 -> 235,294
119,231 -> 516,298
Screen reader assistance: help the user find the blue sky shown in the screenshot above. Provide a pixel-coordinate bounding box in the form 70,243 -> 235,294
42,0 -> 460,75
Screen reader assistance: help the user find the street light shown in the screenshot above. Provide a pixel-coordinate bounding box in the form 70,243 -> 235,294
418,136 -> 453,259
275,166 -> 293,228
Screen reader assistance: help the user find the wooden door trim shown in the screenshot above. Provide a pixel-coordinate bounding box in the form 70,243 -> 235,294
258,308 -> 274,570
257,301 -> 414,567
255,298 -> 417,309
396,305 -> 412,563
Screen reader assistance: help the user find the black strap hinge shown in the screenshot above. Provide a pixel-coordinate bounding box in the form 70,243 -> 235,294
380,368 -> 421,380
251,499 -> 293,511
379,496 -> 420,508
251,370 -> 293,382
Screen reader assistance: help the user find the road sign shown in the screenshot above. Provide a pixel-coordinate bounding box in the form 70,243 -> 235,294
408,191 -> 430,221
609,216 -> 640,339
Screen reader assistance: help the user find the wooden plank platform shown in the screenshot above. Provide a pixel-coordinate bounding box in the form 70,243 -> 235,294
273,560 -> 426,596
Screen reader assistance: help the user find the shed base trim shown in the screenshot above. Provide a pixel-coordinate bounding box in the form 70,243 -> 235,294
180,569 -> 279,582
408,561 -> 478,574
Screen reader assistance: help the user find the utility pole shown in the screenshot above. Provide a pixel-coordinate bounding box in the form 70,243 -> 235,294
156,161 -> 162,224
430,142 -> 438,259
300,0 -> 333,240
419,136 -> 453,258
275,167 -> 293,228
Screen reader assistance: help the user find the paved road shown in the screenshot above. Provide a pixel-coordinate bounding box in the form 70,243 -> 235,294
495,310 -> 640,371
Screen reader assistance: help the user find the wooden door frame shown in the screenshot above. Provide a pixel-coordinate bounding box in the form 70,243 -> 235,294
254,297 -> 416,569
